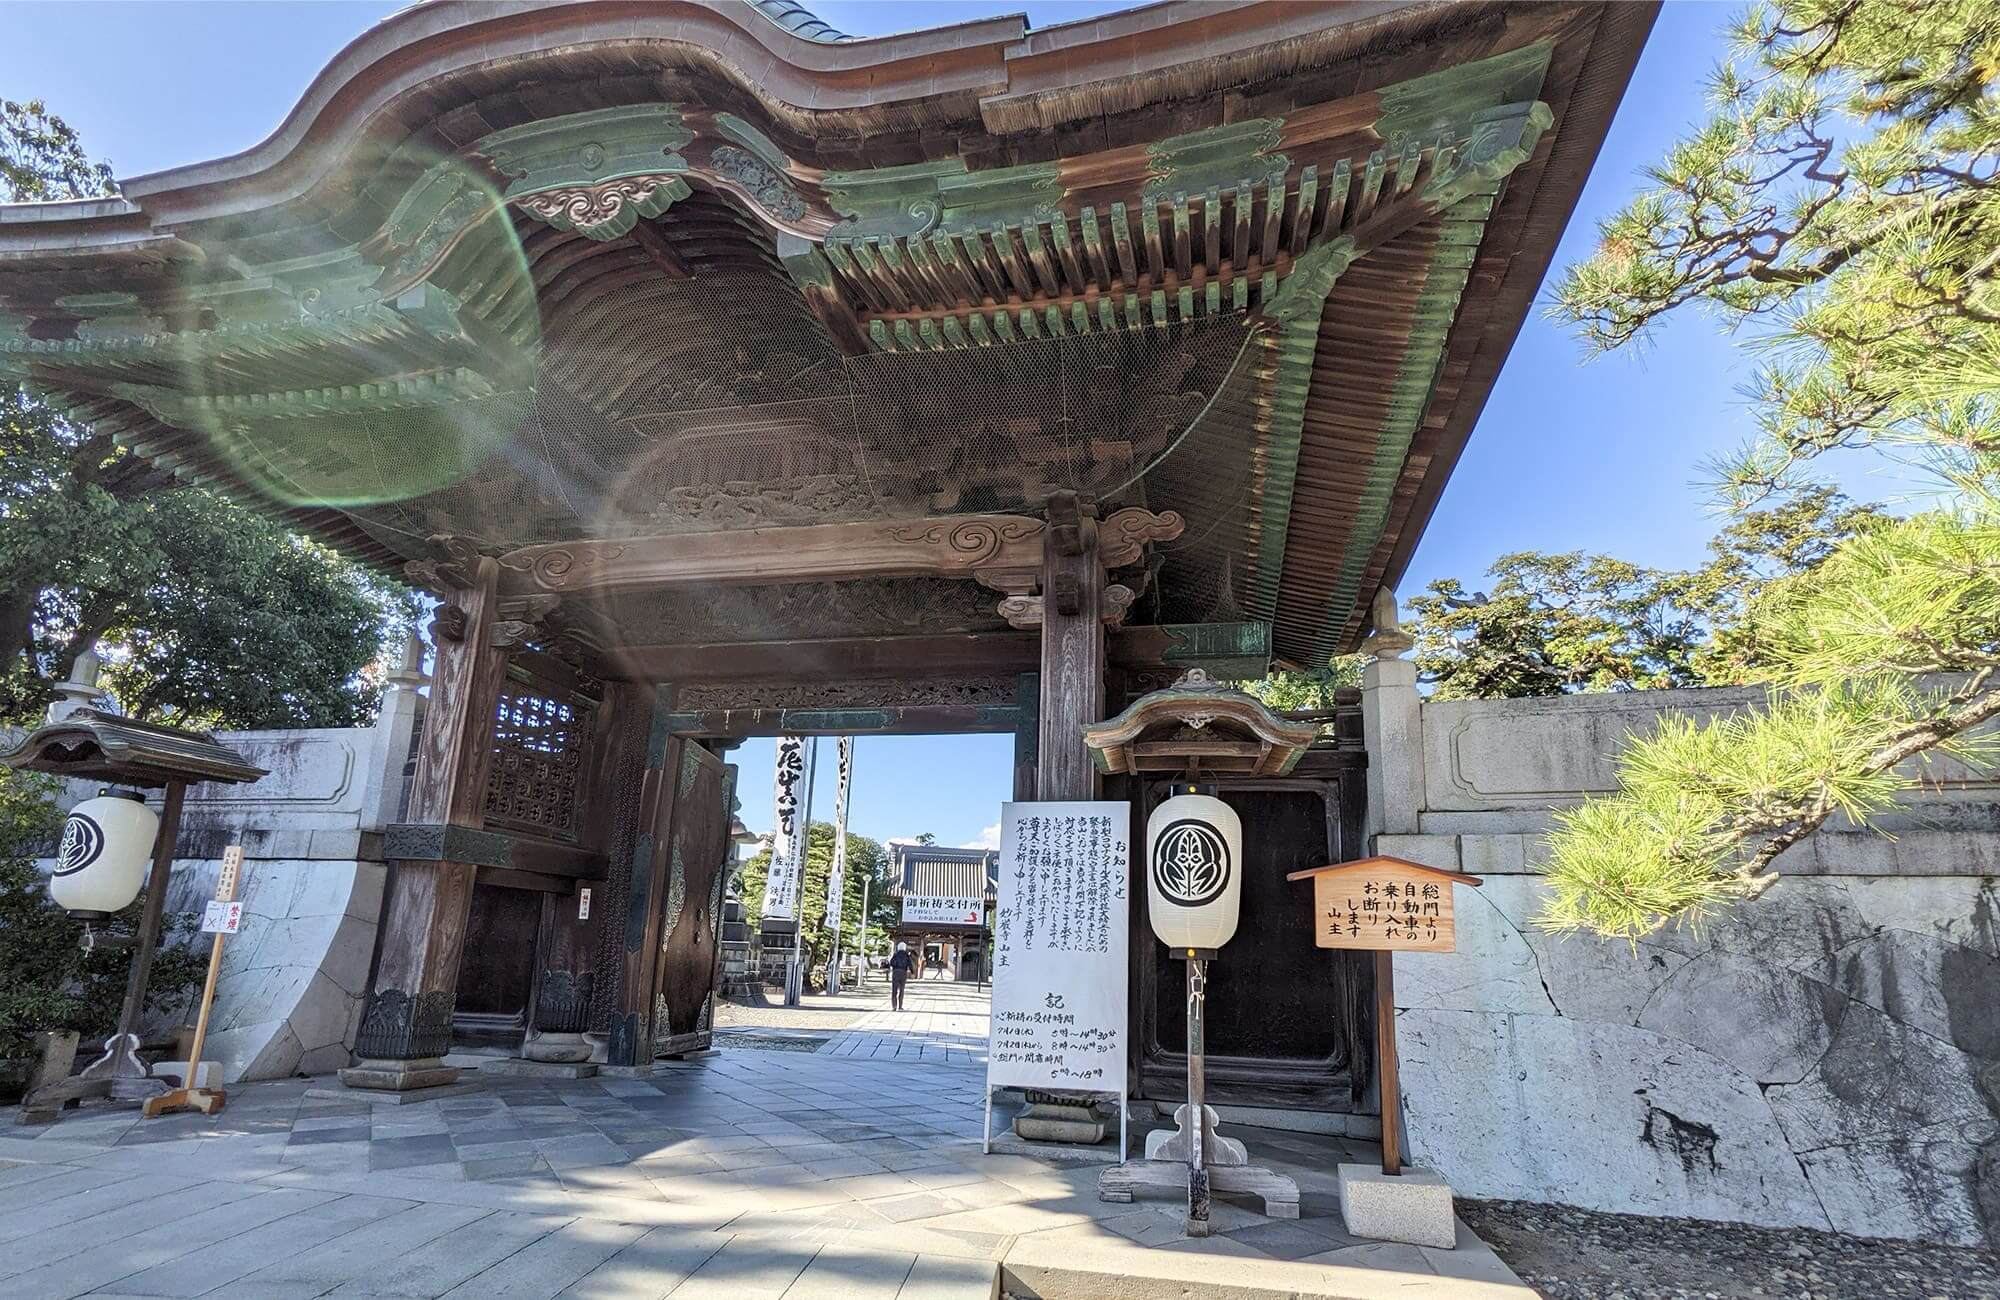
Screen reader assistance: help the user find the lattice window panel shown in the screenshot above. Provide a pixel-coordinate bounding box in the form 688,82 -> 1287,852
484,686 -> 591,839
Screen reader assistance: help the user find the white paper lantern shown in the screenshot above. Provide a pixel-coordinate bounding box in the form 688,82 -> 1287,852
1145,792 -> 1243,950
49,791 -> 158,920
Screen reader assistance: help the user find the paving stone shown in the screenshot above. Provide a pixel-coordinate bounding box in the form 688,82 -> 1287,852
894,1252 -> 999,1298
369,1133 -> 460,1171
670,1234 -> 819,1298
439,1217 -> 648,1298
201,1201 -> 489,1299
556,1224 -> 727,1298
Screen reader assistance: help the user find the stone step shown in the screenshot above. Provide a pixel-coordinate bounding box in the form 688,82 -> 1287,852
999,1230 -> 1535,1300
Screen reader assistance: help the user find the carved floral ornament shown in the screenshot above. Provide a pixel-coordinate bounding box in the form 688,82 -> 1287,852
515,176 -> 694,242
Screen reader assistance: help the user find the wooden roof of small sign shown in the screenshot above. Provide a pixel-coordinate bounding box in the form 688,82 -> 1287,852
1286,856 -> 1483,954
1081,669 -> 1321,777
0,708 -> 267,789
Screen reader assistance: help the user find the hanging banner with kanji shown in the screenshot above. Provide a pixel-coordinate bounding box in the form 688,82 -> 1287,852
763,735 -> 813,921
822,737 -> 853,931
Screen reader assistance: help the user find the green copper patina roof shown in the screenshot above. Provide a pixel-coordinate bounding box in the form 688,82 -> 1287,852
0,1 -> 1656,669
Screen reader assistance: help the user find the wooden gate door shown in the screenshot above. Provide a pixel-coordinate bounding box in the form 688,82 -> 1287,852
1135,751 -> 1372,1110
608,732 -> 735,1067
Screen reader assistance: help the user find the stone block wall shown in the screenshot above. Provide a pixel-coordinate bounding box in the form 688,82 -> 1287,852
1361,668 -> 2000,1247
26,678 -> 420,1085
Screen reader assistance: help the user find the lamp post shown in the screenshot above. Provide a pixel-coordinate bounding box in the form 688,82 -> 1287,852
1145,786 -> 1243,1236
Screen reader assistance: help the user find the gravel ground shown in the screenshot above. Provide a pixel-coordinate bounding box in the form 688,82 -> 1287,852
1462,1199 -> 2000,1300
711,987 -> 881,1030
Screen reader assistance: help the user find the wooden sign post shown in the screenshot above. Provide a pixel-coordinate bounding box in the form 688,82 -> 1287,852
142,845 -> 244,1118
1287,856 -> 1481,1175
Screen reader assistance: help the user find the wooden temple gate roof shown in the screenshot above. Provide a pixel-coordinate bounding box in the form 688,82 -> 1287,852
0,0 -> 1656,676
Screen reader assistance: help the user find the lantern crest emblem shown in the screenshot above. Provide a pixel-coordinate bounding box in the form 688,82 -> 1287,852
55,812 -> 107,876
1152,818 -> 1230,907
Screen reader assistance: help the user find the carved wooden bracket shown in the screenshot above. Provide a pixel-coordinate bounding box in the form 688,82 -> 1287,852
1099,507 -> 1184,568
1045,490 -> 1098,558
490,594 -> 562,650
404,534 -> 485,595
998,584 -> 1136,630
429,604 -> 468,643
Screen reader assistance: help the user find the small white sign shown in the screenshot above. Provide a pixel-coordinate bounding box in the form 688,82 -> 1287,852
902,894 -> 984,926
578,887 -> 592,921
201,900 -> 243,934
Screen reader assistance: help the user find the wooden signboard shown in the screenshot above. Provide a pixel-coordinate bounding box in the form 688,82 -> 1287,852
1293,858 -> 1475,953
1287,855 -> 1481,1176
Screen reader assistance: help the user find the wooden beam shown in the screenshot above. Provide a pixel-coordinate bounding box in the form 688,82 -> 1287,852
608,622 -> 1272,685
627,218 -> 690,279
663,703 -> 1015,738
494,508 -> 1181,600
1038,502 -> 1104,799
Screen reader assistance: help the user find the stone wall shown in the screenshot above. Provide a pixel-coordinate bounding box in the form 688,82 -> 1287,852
28,676 -> 419,1084
1360,668 -> 2000,1247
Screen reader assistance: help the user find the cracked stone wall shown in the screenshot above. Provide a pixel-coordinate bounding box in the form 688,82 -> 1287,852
1365,682 -> 2000,1248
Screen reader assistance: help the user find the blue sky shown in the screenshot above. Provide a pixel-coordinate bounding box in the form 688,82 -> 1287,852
0,1 -> 1907,846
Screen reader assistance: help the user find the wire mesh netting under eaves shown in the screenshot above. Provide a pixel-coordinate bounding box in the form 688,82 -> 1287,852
205,265 -> 1281,628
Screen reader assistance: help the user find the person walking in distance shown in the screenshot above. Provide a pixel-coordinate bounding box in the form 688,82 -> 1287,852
889,942 -> 915,1011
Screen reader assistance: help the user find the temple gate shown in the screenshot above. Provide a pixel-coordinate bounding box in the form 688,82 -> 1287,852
0,0 -> 1653,1104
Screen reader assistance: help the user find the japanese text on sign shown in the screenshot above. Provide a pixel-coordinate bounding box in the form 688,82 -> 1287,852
988,801 -> 1128,1092
902,894 -> 983,926
1307,862 -> 1459,953
763,735 -> 812,922
201,900 -> 243,934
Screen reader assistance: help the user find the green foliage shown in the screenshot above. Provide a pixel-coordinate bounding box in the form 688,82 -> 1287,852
1412,554 -> 1704,699
0,99 -> 113,202
1241,656 -> 1362,710
0,101 -> 414,729
737,822 -> 894,986
1409,489 -> 1883,698
1247,489 -> 1879,705
1542,0 -> 2000,938
0,771 -> 205,1063
1553,0 -> 2000,503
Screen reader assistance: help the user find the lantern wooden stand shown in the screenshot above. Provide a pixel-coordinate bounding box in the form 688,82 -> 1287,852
2,711 -> 264,1120
1088,672 -> 1318,1234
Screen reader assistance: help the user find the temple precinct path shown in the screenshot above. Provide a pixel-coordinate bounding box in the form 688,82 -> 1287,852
0,980 -> 1531,1299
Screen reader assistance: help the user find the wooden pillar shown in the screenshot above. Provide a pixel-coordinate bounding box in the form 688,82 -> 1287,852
347,552 -> 507,1086
1013,672 -> 1039,802
1036,493 -> 1104,800
608,684 -> 674,1070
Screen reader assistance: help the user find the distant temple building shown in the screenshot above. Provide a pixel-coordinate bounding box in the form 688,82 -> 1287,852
887,843 -> 998,980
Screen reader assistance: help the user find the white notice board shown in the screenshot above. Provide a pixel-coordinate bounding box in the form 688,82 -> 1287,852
987,801 -> 1129,1095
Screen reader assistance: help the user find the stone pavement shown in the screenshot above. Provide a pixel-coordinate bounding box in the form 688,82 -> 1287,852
817,979 -> 992,1064
0,993 -> 1530,1299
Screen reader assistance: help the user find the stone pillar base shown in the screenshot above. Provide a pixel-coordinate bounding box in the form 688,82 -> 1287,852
479,1057 -> 597,1080
1013,1100 -> 1108,1145
1337,1163 -> 1456,1249
522,1031 -> 591,1064
337,1056 -> 461,1092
